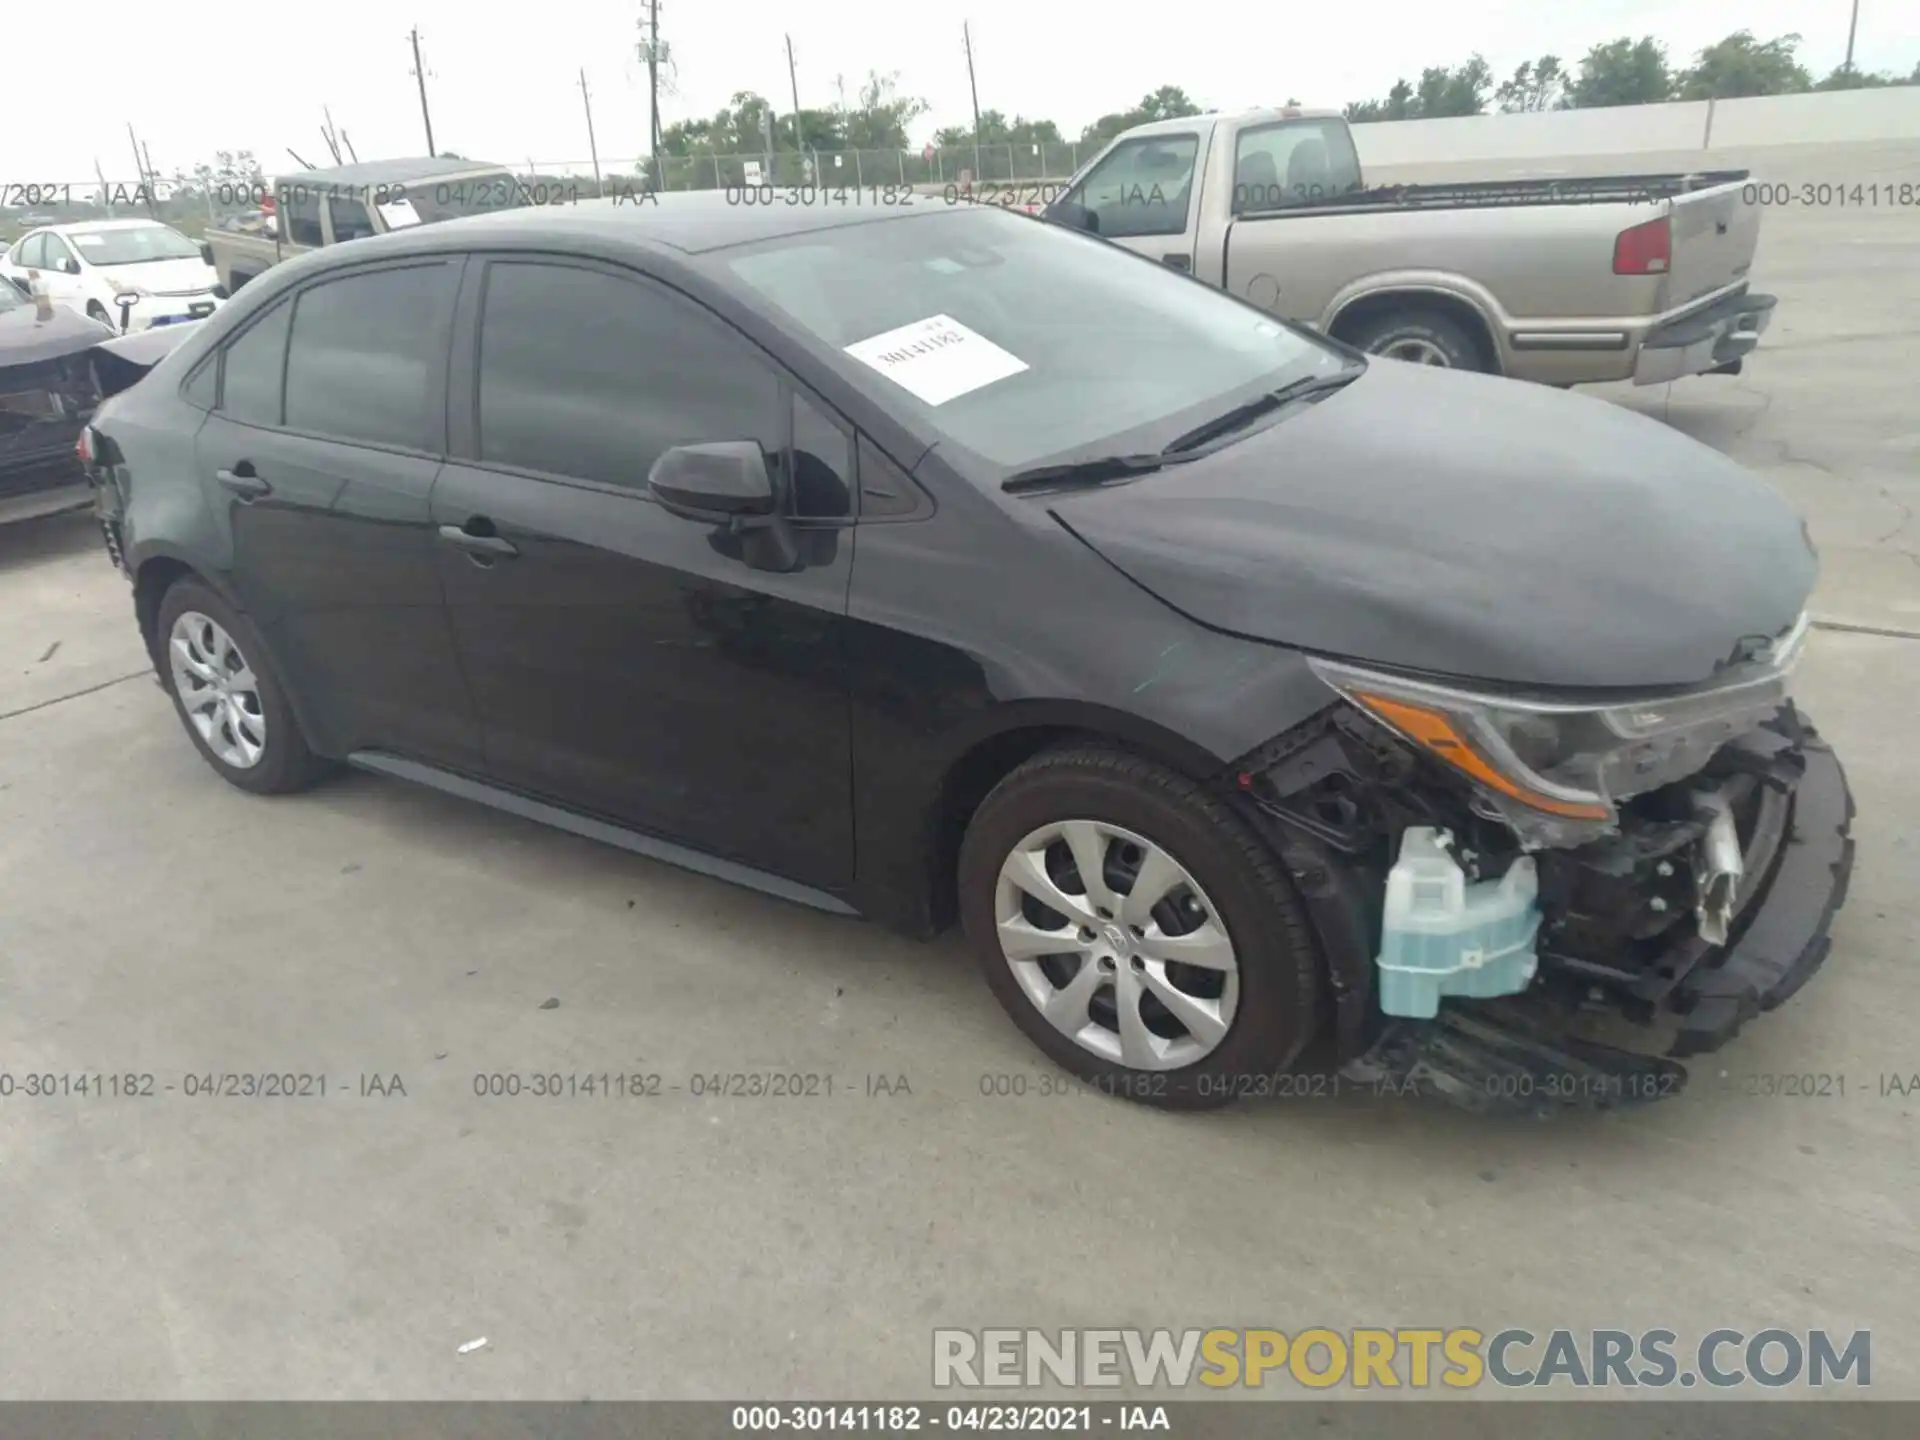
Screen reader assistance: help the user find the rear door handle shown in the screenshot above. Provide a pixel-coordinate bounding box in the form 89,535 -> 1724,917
438,524 -> 518,559
1162,253 -> 1192,273
215,466 -> 270,501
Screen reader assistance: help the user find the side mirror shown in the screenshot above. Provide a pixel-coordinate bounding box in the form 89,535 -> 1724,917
647,441 -> 775,519
1044,198 -> 1099,235
63,257 -> 82,275
200,242 -> 215,266
648,440 -> 804,573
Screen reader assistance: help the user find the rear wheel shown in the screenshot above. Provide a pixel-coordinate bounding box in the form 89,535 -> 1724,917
1346,308 -> 1489,372
958,745 -> 1322,1109
155,578 -> 330,795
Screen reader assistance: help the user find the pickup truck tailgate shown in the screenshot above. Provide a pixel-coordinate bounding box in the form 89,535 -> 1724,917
1666,180 -> 1761,309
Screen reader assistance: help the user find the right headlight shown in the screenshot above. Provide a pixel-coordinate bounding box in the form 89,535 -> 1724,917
1307,613 -> 1808,843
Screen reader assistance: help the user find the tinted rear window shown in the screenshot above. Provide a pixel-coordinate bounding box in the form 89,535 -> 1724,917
283,264 -> 452,450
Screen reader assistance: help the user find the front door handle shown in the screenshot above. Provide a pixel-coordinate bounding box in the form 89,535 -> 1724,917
1162,253 -> 1192,273
438,524 -> 519,559
216,465 -> 270,501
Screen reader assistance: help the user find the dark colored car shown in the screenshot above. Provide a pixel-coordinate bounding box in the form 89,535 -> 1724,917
77,195 -> 1853,1112
1,279 -> 114,523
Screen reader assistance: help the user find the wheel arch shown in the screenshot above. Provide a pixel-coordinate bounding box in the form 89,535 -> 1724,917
1325,284 -> 1503,374
913,701 -> 1230,934
132,549 -> 329,753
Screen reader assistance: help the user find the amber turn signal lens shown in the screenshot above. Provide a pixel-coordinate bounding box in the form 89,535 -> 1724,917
1352,692 -> 1613,821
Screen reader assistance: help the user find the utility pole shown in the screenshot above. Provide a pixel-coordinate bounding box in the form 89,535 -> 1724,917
785,34 -> 803,148
408,27 -> 437,156
580,68 -> 603,188
640,0 -> 664,179
962,22 -> 984,183
1844,0 -> 1861,71
126,123 -> 158,216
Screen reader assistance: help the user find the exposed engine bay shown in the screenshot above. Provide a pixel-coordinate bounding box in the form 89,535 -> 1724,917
1228,673 -> 1854,1116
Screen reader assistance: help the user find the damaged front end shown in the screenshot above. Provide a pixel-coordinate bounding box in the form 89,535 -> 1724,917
1228,615 -> 1854,1115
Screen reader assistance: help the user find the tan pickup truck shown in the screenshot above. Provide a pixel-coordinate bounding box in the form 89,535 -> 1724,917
1043,108 -> 1777,386
204,156 -> 532,294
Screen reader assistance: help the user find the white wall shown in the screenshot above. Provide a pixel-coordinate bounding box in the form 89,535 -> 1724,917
1347,86 -> 1920,170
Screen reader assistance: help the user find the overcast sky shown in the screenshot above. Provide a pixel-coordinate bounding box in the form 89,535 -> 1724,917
10,0 -> 1917,184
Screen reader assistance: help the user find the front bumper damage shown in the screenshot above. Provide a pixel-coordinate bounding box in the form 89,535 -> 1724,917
1233,703 -> 1854,1115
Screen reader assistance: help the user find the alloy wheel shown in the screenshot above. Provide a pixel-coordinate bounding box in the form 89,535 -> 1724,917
993,819 -> 1240,1070
168,611 -> 267,769
1376,337 -> 1452,366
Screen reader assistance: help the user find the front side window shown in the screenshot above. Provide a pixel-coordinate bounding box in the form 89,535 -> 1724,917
1063,133 -> 1199,238
475,261 -> 782,492
280,186 -> 324,246
283,264 -> 452,450
220,300 -> 293,427
42,235 -> 77,272
1232,120 -> 1364,213
724,206 -> 1348,475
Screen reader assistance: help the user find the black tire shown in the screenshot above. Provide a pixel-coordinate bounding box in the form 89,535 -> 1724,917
958,744 -> 1322,1110
1345,307 -> 1490,372
154,577 -> 331,796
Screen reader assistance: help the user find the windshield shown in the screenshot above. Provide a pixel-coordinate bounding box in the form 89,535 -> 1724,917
724,207 -> 1347,473
67,225 -> 203,266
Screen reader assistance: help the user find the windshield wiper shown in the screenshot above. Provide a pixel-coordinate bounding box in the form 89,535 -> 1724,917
1001,451 -> 1182,494
1161,367 -> 1361,456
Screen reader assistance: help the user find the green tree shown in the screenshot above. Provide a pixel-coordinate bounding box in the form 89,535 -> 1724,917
1414,56 -> 1494,116
832,71 -> 930,149
935,110 -> 1063,148
1674,31 -> 1812,100
1346,58 -> 1490,121
1564,37 -> 1673,108
1077,86 -> 1204,147
1496,56 -> 1566,112
1812,62 -> 1915,90
1345,79 -> 1415,123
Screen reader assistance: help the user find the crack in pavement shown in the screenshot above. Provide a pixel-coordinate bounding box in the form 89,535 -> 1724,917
0,670 -> 152,724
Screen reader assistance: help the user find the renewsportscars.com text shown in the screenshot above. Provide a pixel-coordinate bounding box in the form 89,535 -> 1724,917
932,1327 -> 1871,1390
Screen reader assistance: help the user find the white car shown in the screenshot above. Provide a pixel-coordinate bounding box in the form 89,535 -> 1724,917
0,219 -> 224,333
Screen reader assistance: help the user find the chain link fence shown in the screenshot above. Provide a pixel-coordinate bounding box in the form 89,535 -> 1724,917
3,140 -> 1091,243
522,142 -> 1086,194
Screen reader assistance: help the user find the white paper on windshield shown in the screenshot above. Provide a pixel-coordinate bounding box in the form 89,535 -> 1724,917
376,197 -> 423,229
843,314 -> 1027,406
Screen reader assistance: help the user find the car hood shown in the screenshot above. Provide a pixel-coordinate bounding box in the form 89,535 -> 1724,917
0,300 -> 115,367
1049,360 -> 1816,691
97,257 -> 218,295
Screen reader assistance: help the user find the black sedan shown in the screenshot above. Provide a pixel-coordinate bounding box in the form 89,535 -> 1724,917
76,194 -> 1852,1111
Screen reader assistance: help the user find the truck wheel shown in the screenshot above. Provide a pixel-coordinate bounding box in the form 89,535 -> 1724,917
1347,309 -> 1489,372
958,744 -> 1322,1110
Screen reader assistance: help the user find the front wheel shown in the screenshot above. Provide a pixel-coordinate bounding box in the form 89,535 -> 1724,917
958,745 -> 1322,1109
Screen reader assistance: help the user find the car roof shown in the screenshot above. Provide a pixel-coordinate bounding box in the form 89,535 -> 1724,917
37,218 -> 181,235
278,157 -> 510,187
362,189 -> 963,256
1115,106 -> 1343,140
